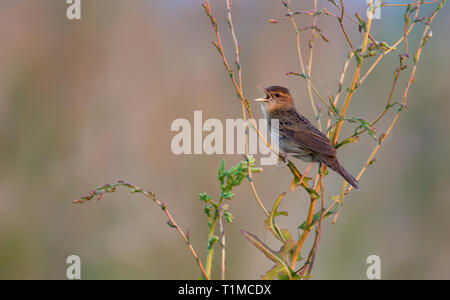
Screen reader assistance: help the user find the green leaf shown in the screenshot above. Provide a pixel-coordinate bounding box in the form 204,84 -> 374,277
262,264 -> 285,280
346,117 -> 377,140
240,230 -> 293,279
278,239 -> 298,261
264,193 -> 287,241
298,206 -> 339,230
290,175 -> 313,192
240,230 -> 281,264
354,52 -> 362,65
218,159 -> 226,185
198,193 -> 212,202
286,72 -> 309,79
208,235 -> 219,250
167,220 -> 177,229
278,272 -> 302,280
336,136 -> 360,149
204,204 -> 212,217
221,191 -> 235,200
280,229 -> 293,241
304,187 -> 320,200
274,211 -> 288,217
328,0 -> 338,8
224,211 -> 233,223
355,13 -> 367,32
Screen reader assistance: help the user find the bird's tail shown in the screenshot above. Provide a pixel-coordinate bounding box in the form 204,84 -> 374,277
322,156 -> 359,190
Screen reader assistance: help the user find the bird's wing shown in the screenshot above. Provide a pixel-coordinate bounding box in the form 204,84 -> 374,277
275,110 -> 337,156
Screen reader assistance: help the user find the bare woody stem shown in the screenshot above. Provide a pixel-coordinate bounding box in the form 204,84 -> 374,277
205,197 -> 224,278
203,0 -> 445,279
323,0 -> 444,225
74,181 -> 210,280
307,0 -> 319,115
203,0 -> 275,156
339,0 -> 357,53
289,0 -> 375,272
218,205 -> 226,280
382,0 -> 441,7
359,6 -> 422,85
300,165 -> 325,278
284,0 -> 321,130
342,0 -> 441,197
227,0 -> 287,245
203,0 -> 313,207
332,0 -> 374,145
225,0 -> 266,220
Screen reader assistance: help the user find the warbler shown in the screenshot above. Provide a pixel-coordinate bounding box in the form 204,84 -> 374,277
253,85 -> 359,190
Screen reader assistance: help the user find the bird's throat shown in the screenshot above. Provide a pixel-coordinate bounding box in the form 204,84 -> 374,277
260,103 -> 269,120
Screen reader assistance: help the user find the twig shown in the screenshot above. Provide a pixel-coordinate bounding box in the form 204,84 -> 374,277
296,164 -> 326,279
218,203 -> 226,280
359,1 -> 422,85
205,197 -> 224,278
225,0 -> 285,241
204,0 -> 314,204
202,0 -> 445,280
74,180 -> 210,280
332,0 -> 374,145
227,0 -> 242,92
332,0 -> 445,223
338,0 -> 357,53
344,0 -> 440,194
290,0 -> 374,272
382,0 -> 440,7
284,0 -> 322,130
346,62 -> 403,140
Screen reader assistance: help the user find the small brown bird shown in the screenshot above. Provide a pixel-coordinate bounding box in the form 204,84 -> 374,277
253,85 -> 359,190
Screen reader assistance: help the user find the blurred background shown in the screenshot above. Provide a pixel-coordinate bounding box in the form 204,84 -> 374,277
0,0 -> 449,280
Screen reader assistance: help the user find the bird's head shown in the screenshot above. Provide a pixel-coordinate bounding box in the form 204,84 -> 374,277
253,85 -> 295,113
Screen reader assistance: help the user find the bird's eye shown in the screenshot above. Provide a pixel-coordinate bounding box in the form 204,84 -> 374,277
275,93 -> 281,98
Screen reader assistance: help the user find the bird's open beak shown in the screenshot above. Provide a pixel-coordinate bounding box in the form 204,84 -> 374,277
253,85 -> 269,102
252,97 -> 267,102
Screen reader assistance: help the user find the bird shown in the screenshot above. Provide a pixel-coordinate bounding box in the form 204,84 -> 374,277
253,85 -> 359,190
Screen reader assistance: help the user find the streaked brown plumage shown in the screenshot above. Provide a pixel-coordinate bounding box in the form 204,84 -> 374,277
253,85 -> 359,190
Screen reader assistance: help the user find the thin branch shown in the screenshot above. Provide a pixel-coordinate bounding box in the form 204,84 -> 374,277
347,63 -> 403,140
74,181 -> 210,280
227,0 -> 242,91
332,0 -> 375,145
359,2 -> 422,85
382,0 -> 441,7
226,0 -> 285,239
218,203 -> 226,280
348,2 -> 436,190
290,0 -> 374,272
203,0 -> 314,201
303,165 -> 326,279
332,0 -> 445,222
338,0 -> 357,53
203,0 -> 445,280
284,0 -> 322,130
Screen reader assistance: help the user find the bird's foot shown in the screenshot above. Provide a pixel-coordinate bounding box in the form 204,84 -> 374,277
276,153 -> 289,168
277,153 -> 299,168
290,162 -> 314,192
